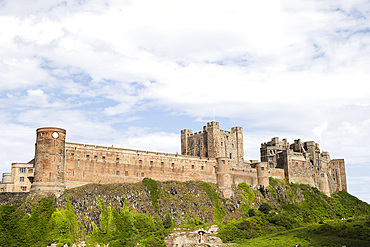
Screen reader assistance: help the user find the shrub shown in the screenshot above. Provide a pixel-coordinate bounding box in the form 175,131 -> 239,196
142,178 -> 160,212
258,203 -> 272,214
202,182 -> 225,224
248,209 -> 256,217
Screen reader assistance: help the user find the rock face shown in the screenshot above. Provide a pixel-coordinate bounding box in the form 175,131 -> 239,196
0,192 -> 29,205
165,225 -> 234,247
51,179 -> 310,233
54,181 -> 229,232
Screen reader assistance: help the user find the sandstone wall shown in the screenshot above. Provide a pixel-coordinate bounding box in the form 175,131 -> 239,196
64,142 -> 218,189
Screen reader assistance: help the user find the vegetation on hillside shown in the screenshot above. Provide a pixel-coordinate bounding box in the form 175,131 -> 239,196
0,178 -> 369,246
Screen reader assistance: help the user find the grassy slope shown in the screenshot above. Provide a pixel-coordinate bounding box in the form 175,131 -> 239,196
217,178 -> 370,246
235,217 -> 370,247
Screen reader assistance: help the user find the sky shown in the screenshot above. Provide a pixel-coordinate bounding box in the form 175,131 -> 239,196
0,0 -> 369,203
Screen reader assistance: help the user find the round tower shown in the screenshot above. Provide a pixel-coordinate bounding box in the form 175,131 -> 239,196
256,162 -> 269,188
216,157 -> 232,198
30,127 -> 66,196
317,172 -> 331,196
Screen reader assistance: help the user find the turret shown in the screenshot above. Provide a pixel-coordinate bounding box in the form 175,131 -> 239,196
206,121 -> 221,158
256,162 -> 269,188
181,129 -> 192,155
231,126 -> 244,165
30,127 -> 66,196
216,157 -> 232,198
317,172 -> 331,196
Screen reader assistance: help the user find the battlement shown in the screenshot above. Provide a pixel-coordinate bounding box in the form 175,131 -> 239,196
231,126 -> 243,132
207,121 -> 219,127
66,142 -> 213,161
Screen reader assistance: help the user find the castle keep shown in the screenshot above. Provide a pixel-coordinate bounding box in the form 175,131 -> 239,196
0,122 -> 347,198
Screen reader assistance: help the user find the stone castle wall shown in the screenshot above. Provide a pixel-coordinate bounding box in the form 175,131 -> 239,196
64,142 -> 217,189
0,122 -> 348,198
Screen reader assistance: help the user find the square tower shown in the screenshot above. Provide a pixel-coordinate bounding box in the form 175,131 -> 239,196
181,122 -> 244,166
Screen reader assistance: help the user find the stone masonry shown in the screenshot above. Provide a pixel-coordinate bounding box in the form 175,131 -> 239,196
0,122 -> 347,197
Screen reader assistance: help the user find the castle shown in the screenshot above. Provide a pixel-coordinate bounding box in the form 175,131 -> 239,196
0,122 -> 347,198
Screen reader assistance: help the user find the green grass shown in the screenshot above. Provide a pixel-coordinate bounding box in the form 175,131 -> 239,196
142,178 -> 160,212
202,182 -> 225,224
232,217 -> 370,247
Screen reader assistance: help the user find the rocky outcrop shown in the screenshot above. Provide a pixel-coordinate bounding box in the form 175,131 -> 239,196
54,181 -> 229,232
0,192 -> 29,205
165,225 -> 235,247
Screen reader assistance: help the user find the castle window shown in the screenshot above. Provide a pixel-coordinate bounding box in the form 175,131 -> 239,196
116,171 -> 119,175
125,171 -> 128,176
232,143 -> 234,148
29,169 -> 33,173
71,153 -> 74,157
261,167 -> 264,171
161,162 -> 164,167
269,164 -> 274,168
94,155 -> 98,159
321,173 -> 324,177
150,161 -> 153,166
20,186 -> 27,192
222,160 -> 225,164
139,160 -> 142,165
116,157 -> 119,162
20,168 -> 26,173
141,172 -> 144,177
221,142 -> 223,146
20,177 -> 24,182
201,166 -> 204,170
268,156 -> 273,161
102,156 -> 105,160
171,163 -> 174,168
192,165 -> 194,169
86,155 -> 90,159
136,173 -> 138,177
229,153 -> 232,159
46,132 -> 48,136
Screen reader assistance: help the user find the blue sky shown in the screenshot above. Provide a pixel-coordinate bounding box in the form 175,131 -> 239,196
0,0 -> 370,202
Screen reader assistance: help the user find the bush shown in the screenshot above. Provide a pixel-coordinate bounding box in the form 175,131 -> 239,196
163,213 -> 173,228
248,209 -> 256,217
202,182 -> 225,224
142,178 -> 160,212
258,203 -> 272,214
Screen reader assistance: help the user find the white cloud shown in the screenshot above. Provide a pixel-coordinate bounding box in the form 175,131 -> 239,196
0,0 -> 370,202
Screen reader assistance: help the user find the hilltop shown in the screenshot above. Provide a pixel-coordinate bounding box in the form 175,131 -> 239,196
0,178 -> 369,246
